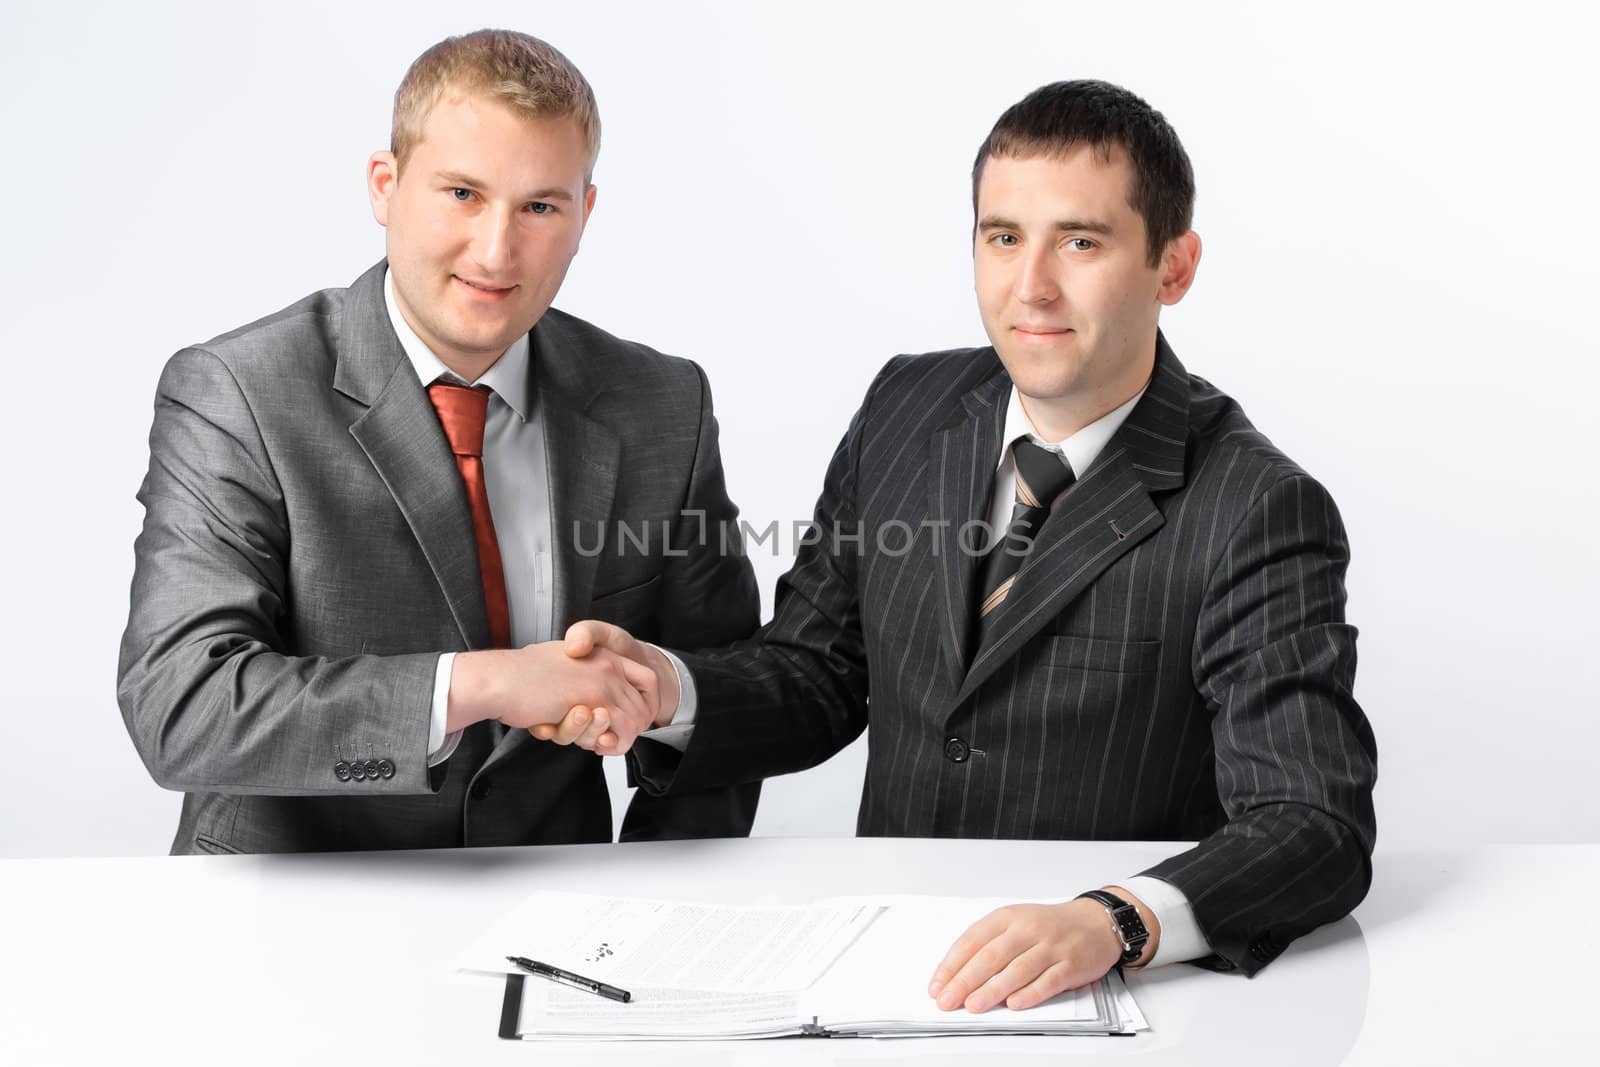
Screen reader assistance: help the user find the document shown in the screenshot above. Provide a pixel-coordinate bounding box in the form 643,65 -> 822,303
456,892 -> 1147,1040
517,986 -> 804,1041
455,892 -> 881,993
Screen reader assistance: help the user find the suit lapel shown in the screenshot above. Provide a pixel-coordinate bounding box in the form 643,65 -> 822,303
338,262 -> 491,651
952,451 -> 1163,707
948,332 -> 1193,710
926,368 -> 1010,690
543,404 -> 621,635
529,312 -> 621,635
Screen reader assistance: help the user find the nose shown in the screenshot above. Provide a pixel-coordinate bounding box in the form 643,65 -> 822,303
1014,245 -> 1059,305
470,205 -> 516,276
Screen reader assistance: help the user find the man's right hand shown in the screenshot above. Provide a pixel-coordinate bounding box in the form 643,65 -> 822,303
446,642 -> 660,736
528,621 -> 680,755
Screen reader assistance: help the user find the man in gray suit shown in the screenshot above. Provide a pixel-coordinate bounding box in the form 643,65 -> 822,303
550,81 -> 1378,1004
117,29 -> 759,853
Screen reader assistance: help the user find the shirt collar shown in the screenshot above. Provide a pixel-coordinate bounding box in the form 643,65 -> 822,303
998,380 -> 1147,479
383,268 -> 532,421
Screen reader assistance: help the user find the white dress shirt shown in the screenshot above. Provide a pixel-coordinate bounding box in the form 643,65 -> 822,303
985,382 -> 1209,967
667,376 -> 1208,967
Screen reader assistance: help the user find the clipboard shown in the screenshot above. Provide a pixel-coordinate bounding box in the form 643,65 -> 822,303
494,971 -> 1138,1040
496,972 -> 835,1040
498,974 -> 527,1040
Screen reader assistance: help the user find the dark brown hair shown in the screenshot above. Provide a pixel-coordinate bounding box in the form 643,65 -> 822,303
973,80 -> 1194,267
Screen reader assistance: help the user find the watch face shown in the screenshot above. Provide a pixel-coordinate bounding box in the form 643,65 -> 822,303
1078,892 -> 1148,960
1113,905 -> 1147,935
1110,905 -> 1149,962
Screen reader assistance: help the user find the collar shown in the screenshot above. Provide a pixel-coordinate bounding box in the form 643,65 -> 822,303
997,379 -> 1148,479
383,268 -> 532,421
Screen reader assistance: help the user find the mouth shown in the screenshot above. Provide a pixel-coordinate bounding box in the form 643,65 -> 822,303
454,275 -> 517,301
1011,326 -> 1073,341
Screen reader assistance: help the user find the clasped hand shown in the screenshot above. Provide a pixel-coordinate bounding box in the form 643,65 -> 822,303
521,621 -> 676,755
455,622 -> 670,752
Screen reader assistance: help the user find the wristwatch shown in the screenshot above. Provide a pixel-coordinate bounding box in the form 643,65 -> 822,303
1075,890 -> 1150,966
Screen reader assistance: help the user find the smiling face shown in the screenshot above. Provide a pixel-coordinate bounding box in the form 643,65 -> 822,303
974,144 -> 1198,438
367,91 -> 597,380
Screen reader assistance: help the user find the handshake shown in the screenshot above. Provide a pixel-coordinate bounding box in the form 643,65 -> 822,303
449,622 -> 678,756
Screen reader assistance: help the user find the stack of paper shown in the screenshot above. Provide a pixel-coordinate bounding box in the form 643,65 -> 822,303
454,892 -> 1147,1040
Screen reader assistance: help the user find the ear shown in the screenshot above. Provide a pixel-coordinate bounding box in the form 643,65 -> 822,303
367,151 -> 399,227
1156,231 -> 1202,306
572,183 -> 599,249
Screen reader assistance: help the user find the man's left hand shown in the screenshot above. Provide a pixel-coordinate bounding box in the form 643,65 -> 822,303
927,888 -> 1158,1012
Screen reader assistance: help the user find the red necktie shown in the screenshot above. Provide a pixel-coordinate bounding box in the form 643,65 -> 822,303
426,382 -> 511,648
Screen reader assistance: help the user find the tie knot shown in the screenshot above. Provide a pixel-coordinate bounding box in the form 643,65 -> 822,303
427,382 -> 491,458
1010,438 -> 1076,510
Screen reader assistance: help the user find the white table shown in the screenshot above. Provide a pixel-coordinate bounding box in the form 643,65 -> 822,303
1,839 -> 1592,1065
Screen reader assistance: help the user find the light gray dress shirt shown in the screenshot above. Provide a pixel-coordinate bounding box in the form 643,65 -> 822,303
384,271 -> 697,766
382,271 -> 556,766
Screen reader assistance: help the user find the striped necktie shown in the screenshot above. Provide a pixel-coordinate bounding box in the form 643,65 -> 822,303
975,438 -> 1077,630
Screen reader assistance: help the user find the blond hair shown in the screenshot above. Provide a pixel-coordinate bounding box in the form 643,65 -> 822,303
391,29 -> 600,177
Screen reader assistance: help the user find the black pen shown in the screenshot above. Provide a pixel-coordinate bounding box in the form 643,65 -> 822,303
506,956 -> 632,1003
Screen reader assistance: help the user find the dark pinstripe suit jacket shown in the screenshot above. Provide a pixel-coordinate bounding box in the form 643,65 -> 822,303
632,333 -> 1377,975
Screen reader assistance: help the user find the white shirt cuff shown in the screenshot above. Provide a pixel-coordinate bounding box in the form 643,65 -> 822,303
1119,874 -> 1211,966
427,653 -> 462,767
639,645 -> 696,752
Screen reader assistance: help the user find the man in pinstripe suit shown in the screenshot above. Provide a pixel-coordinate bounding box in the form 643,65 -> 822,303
549,80 -> 1377,1006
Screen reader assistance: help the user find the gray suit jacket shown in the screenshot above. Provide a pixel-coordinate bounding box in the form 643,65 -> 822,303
118,260 -> 760,854
631,335 -> 1377,976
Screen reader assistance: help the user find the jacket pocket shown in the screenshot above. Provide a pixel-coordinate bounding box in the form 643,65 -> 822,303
588,573 -> 661,626
1042,634 -> 1162,674
192,833 -> 242,856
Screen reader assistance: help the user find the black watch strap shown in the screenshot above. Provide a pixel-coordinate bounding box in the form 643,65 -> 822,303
1075,890 -> 1150,966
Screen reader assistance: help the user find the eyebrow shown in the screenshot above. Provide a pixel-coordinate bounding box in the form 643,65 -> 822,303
434,171 -> 575,202
976,214 -> 1115,236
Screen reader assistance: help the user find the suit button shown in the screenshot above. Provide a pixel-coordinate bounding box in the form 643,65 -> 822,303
472,781 -> 494,800
377,759 -> 395,780
943,738 -> 970,763
334,761 -> 352,782
363,759 -> 381,779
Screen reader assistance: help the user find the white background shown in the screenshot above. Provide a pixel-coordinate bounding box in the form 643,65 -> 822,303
1,0 -> 1595,857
